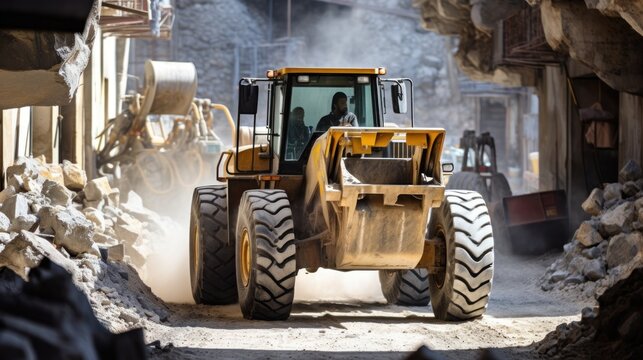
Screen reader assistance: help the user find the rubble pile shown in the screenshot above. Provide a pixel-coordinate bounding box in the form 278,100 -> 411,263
540,160 -> 643,298
0,156 -> 171,331
536,267 -> 643,358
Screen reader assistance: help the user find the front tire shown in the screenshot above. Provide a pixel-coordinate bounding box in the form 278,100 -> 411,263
428,190 -> 494,321
236,190 -> 297,320
379,269 -> 430,306
190,186 -> 237,304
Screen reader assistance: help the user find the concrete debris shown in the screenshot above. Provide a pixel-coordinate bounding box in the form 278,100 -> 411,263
0,258 -> 147,359
41,179 -> 73,207
0,213 -> 10,232
581,188 -> 603,216
618,159 -> 642,184
62,160 -> 87,191
0,156 -> 173,339
9,214 -> 38,232
0,194 -> 30,219
39,206 -> 95,256
536,267 -> 643,358
0,185 -> 17,203
84,177 -> 113,202
541,160 -> 643,298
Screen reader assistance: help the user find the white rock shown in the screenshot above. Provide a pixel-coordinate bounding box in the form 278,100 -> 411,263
0,185 -> 17,204
0,213 -> 10,232
83,207 -> 106,233
603,183 -> 622,204
0,230 -> 77,279
0,194 -> 30,219
40,163 -> 65,186
84,177 -> 112,202
62,160 -> 87,191
38,206 -> 95,256
42,179 -> 73,207
9,214 -> 38,232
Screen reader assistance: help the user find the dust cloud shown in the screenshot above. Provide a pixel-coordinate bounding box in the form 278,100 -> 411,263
295,269 -> 386,303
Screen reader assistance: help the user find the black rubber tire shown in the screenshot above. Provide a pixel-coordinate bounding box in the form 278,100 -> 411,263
379,269 -> 430,306
236,190 -> 297,320
489,173 -> 511,204
489,173 -> 512,254
428,190 -> 494,321
446,172 -> 490,202
190,186 -> 237,304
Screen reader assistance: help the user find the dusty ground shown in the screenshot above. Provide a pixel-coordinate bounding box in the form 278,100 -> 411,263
139,252 -> 594,360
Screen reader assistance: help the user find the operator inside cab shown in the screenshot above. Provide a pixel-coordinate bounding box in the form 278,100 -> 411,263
315,91 -> 358,132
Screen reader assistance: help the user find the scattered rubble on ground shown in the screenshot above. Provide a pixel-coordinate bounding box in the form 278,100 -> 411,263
536,267 -> 643,359
540,160 -> 643,298
0,156 -> 173,333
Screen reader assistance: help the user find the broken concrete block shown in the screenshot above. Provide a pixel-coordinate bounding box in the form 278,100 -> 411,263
0,194 -> 30,219
622,181 -> 640,198
114,223 -> 141,244
618,160 -> 642,184
6,157 -> 43,181
106,189 -> 120,208
576,221 -> 604,247
606,232 -> 643,268
62,160 -> 87,191
0,232 -> 11,244
583,259 -> 606,281
600,202 -> 635,236
0,230 -> 76,279
100,243 -> 124,261
603,183 -> 622,204
6,174 -> 23,191
40,163 -> 65,186
582,188 -> 604,216
83,198 -> 105,211
564,274 -> 585,285
582,242 -> 606,259
38,206 -> 95,256
9,214 -> 38,232
551,270 -> 569,283
93,232 -> 119,246
83,207 -> 106,233
21,174 -> 43,193
41,180 -> 73,207
0,185 -> 17,204
0,212 -> 10,232
84,177 -> 112,201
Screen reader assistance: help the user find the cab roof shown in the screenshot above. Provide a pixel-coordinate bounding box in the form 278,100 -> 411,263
272,67 -> 386,77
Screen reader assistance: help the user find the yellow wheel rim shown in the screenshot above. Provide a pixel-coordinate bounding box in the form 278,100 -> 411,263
240,228 -> 251,287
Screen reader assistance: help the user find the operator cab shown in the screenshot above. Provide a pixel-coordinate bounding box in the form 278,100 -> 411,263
227,67 -> 413,177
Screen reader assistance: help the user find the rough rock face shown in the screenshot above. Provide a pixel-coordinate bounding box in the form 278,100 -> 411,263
0,0 -> 100,108
540,160 -> 643,297
536,267 -> 643,358
414,0 -> 536,86
540,0 -> 643,95
413,0 -> 643,94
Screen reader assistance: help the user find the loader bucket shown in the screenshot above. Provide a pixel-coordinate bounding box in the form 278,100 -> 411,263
305,127 -> 447,269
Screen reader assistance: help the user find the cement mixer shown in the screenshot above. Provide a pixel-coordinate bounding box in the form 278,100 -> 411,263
96,60 -> 234,211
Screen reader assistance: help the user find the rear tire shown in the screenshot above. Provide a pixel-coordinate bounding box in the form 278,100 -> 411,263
190,186 -> 237,304
379,269 -> 430,306
428,190 -> 494,321
446,172 -> 490,202
236,190 -> 297,320
489,173 -> 512,254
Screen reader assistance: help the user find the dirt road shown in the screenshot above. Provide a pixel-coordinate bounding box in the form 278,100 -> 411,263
144,252 -> 592,359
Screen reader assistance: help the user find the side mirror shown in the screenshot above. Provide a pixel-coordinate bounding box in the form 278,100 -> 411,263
238,82 -> 259,115
391,83 -> 407,114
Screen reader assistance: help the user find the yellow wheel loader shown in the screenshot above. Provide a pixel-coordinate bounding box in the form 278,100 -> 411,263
189,67 -> 494,321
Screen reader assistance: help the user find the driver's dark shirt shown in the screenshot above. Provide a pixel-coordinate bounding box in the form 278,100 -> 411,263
315,112 -> 357,132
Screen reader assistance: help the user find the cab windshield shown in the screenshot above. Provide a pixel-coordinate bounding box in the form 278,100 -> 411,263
283,75 -> 376,161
